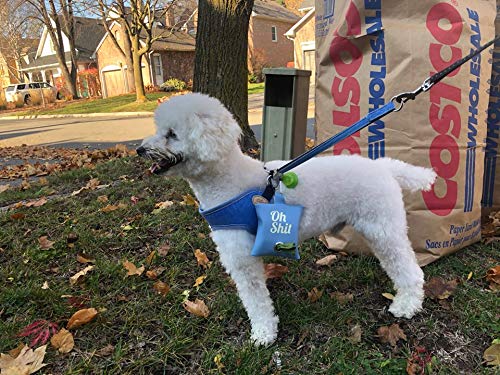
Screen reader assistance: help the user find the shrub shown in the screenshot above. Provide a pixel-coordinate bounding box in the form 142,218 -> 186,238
160,78 -> 187,92
145,84 -> 160,93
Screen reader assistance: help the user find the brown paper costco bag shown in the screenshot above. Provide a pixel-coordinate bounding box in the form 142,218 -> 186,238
315,0 -> 496,265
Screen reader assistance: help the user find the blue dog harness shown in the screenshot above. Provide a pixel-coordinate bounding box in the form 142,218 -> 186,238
199,189 -> 262,234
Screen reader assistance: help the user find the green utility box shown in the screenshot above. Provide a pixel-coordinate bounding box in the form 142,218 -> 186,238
261,68 -> 311,162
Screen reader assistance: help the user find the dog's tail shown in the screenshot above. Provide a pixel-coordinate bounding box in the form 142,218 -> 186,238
375,158 -> 437,192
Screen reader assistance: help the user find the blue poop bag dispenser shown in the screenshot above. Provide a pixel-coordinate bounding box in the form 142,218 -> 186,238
251,172 -> 303,259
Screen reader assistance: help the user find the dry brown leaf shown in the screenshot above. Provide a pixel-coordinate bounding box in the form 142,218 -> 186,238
315,254 -> 338,266
145,251 -> 156,267
7,343 -> 25,359
182,194 -> 199,207
97,195 -> 108,203
264,263 -> 289,279
194,249 -> 211,268
145,267 -> 165,280
197,233 -> 206,239
0,344 -> 47,374
95,344 -> 115,357
382,292 -> 395,300
305,137 -> 315,148
69,265 -> 94,285
329,291 -> 354,305
424,277 -> 458,300
38,236 -> 54,250
377,323 -> 407,347
194,275 -> 207,288
10,213 -> 25,220
67,308 -> 98,329
101,203 -> 127,213
348,324 -> 362,344
50,328 -> 74,353
76,254 -> 95,264
152,281 -> 170,296
0,184 -> 11,193
307,287 -> 323,303
41,281 -> 49,290
183,299 -> 210,318
38,178 -> 48,186
486,265 -> 500,286
157,243 -> 170,257
123,260 -> 145,276
483,342 -> 500,366
25,197 -> 47,208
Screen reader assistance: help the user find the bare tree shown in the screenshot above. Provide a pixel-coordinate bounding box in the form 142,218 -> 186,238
94,0 -> 178,103
0,0 -> 41,83
24,0 -> 80,98
193,0 -> 259,151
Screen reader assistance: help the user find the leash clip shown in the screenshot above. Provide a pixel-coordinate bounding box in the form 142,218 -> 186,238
267,170 -> 282,189
390,83 -> 426,112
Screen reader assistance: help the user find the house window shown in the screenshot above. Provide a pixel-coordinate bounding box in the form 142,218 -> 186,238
271,26 -> 277,42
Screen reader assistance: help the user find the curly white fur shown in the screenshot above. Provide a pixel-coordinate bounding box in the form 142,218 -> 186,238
139,93 -> 437,346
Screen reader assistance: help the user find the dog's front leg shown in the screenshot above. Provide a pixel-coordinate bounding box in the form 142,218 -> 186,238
212,231 -> 279,346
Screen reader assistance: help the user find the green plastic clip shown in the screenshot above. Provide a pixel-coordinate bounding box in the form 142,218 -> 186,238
274,242 -> 297,253
281,172 -> 299,189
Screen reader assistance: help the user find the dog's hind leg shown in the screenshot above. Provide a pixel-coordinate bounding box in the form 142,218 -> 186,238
353,218 -> 424,319
213,232 -> 279,346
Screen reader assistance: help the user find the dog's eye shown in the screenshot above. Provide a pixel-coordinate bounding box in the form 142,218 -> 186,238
166,129 -> 177,140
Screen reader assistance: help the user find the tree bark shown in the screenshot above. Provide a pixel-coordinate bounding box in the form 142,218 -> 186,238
131,36 -> 147,102
193,0 -> 259,152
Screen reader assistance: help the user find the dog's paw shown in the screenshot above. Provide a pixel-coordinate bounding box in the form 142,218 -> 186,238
250,331 -> 277,346
388,292 -> 423,319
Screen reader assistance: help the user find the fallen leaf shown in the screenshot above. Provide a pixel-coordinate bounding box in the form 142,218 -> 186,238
483,341 -> 500,366
382,292 -> 395,300
95,344 -> 114,357
194,249 -> 211,268
486,265 -> 500,286
0,344 -> 47,374
67,308 -> 98,329
97,195 -> 108,203
315,254 -> 338,266
130,196 -> 140,204
25,197 -> 47,208
197,233 -> 206,239
424,277 -> 458,300
145,267 -> 165,280
152,200 -> 174,214
17,320 -> 58,347
0,184 -> 11,193
38,236 -> 54,250
152,281 -> 170,296
264,263 -> 289,279
305,137 -> 315,148
41,281 -> 49,290
194,275 -> 207,288
123,260 -> 144,276
76,254 -> 95,264
50,328 -> 74,353
10,213 -> 25,220
157,243 -> 170,257
307,287 -> 323,303
182,194 -> 199,207
101,203 -> 127,213
214,353 -> 225,371
329,291 -> 354,305
145,250 -> 156,267
348,324 -> 362,344
466,271 -> 473,281
183,299 -> 210,318
7,343 -> 25,358
377,323 -> 407,347
67,232 -> 79,244
69,265 -> 94,285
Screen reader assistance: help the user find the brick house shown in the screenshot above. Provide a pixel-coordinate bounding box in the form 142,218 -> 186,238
19,16 -> 106,97
249,0 -> 300,74
284,0 -> 315,78
95,21 -> 196,98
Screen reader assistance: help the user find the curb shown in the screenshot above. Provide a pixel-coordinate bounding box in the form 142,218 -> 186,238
0,112 -> 154,121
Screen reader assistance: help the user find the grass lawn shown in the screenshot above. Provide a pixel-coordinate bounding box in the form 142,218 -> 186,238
0,156 -> 499,374
6,83 -> 265,117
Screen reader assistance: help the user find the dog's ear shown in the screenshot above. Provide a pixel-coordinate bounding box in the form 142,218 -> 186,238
188,110 -> 242,162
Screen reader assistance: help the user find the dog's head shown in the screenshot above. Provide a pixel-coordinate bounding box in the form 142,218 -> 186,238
137,93 -> 242,177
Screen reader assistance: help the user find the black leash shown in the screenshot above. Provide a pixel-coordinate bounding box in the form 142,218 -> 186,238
262,35 -> 500,201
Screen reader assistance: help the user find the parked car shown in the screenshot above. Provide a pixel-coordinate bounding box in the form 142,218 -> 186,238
4,82 -> 60,104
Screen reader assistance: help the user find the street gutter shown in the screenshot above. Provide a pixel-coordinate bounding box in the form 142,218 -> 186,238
0,112 -> 153,121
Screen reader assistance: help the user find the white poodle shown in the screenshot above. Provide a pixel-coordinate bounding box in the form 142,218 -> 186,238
137,93 -> 436,346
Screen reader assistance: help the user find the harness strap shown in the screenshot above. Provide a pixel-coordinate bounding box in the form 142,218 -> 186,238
262,35 -> 500,201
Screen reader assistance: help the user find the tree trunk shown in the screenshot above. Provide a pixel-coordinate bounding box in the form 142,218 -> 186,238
131,36 -> 146,102
123,27 -> 136,92
193,0 -> 259,152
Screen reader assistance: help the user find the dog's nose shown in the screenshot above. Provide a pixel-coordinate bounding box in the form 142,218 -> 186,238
136,146 -> 146,156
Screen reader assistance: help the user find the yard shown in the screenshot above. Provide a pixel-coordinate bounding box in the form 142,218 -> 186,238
0,83 -> 265,117
0,149 -> 498,374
